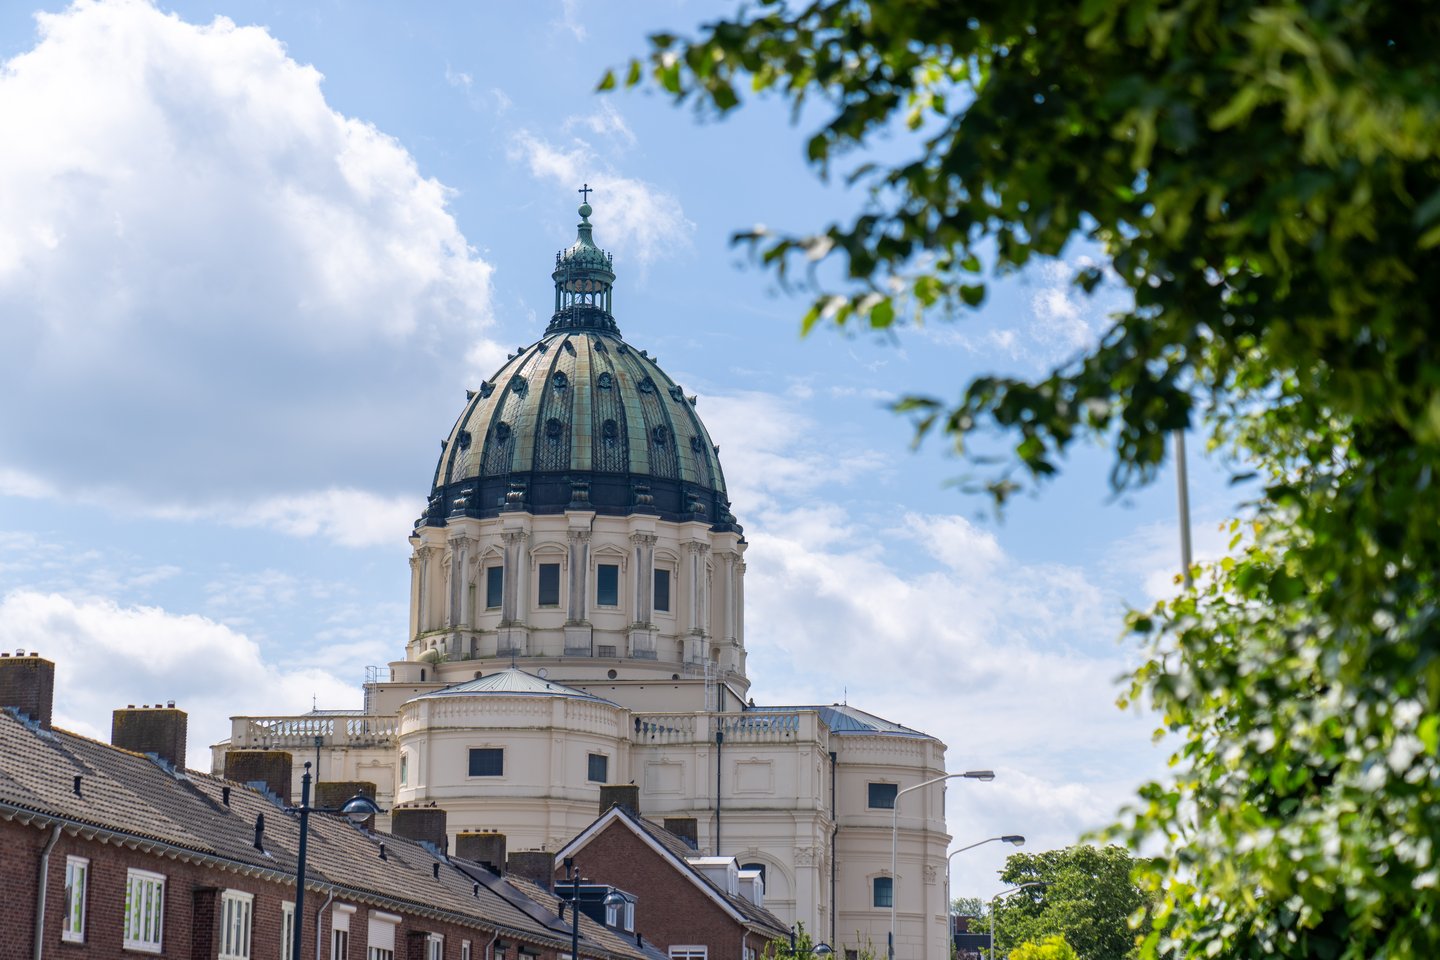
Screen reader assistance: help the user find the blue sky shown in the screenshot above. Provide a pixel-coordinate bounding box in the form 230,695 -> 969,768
0,0 -> 1242,898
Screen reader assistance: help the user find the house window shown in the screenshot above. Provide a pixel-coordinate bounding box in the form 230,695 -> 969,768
538,563 -> 561,606
400,752 -> 409,786
367,912 -> 398,960
461,941 -> 472,960
62,856 -> 88,942
596,563 -> 619,606
282,904 -> 295,960
332,904 -> 354,960
604,897 -> 635,932
469,747 -> 504,777
670,948 -> 707,960
219,890 -> 253,960
427,934 -> 444,960
587,753 -> 609,783
741,862 -> 767,887
486,566 -> 504,608
868,782 -> 898,809
653,568 -> 671,612
873,876 -> 894,908
122,868 -> 166,953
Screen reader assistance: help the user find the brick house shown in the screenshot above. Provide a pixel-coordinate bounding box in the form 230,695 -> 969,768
1,654 -> 654,960
554,799 -> 791,960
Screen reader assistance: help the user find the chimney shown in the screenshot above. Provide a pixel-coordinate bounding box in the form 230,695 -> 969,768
456,831 -> 507,873
316,781 -> 378,829
112,704 -> 188,769
506,851 -> 556,892
223,750 -> 294,805
391,805 -> 448,853
663,817 -> 699,850
0,653 -> 55,729
599,784 -> 640,817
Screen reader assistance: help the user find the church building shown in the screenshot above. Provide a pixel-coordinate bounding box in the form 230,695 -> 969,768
217,198 -> 957,960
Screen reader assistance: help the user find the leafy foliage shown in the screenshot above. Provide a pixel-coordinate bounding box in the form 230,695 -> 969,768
1006,937 -> 1081,960
951,895 -> 987,919
975,846 -> 1150,960
614,1 -> 1440,958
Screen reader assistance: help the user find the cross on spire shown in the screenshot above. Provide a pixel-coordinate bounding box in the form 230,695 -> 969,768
578,183 -> 593,203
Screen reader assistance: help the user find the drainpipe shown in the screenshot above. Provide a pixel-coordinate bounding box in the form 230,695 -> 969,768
715,728 -> 724,854
314,887 -> 336,960
34,823 -> 62,960
829,751 -> 838,947
484,931 -> 499,960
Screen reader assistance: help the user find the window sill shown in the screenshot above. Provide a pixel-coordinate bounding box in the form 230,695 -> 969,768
122,944 -> 164,955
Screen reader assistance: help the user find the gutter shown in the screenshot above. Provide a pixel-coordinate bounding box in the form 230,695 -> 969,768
33,823 -> 61,960
315,887 -> 336,960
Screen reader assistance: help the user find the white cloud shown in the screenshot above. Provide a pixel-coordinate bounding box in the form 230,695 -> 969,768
0,589 -> 361,765
223,488 -> 420,549
509,128 -> 694,269
551,0 -> 586,42
563,100 -> 636,149
0,0 -> 495,512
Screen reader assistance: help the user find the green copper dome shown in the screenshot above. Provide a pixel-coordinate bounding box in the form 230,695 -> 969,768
420,200 -> 737,531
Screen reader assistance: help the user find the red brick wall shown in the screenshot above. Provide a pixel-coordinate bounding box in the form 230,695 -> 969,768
1,818 -> 561,960
563,822 -> 775,960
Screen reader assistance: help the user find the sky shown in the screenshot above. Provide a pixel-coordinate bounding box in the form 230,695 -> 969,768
0,0 -> 1243,900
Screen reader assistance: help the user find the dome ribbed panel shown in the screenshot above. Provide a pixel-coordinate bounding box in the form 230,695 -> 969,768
589,337 -> 629,474
569,337 -> 594,471
532,339 -> 576,473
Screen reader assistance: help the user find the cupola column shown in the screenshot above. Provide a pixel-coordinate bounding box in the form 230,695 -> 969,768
416,545 -> 435,634
683,541 -> 711,665
408,551 -> 421,640
501,529 -> 528,623
564,525 -> 593,655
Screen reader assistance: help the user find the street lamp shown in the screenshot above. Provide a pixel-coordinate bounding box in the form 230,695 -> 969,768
988,883 -> 1046,960
560,857 -> 626,960
887,771 -> 995,960
288,762 -> 385,960
788,925 -> 834,958
945,836 -> 1024,933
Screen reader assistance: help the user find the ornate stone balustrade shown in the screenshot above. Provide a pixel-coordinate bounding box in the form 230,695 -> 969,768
632,710 -> 823,747
229,714 -> 399,749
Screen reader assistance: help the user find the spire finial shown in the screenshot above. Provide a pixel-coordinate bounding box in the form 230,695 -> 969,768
579,182 -> 593,204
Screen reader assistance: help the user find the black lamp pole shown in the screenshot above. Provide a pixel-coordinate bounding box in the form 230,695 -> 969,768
287,761 -> 384,960
291,763 -> 313,960
564,857 -> 580,960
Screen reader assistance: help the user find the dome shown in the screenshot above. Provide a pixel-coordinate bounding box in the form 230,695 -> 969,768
420,200 -> 738,531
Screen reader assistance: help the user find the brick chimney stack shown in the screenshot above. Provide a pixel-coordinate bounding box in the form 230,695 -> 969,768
391,805 -> 449,853
0,652 -> 55,729
112,703 -> 188,769
224,750 -> 295,805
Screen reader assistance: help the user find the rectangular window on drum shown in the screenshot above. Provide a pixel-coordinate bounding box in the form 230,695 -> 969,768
653,568 -> 671,612
469,748 -> 504,777
873,877 -> 894,908
486,566 -> 503,608
868,782 -> 898,809
596,563 -> 619,607
538,563 -> 561,606
587,753 -> 608,783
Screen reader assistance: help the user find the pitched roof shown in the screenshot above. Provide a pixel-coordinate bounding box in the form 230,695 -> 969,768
556,806 -> 791,941
748,703 -> 933,738
0,709 -> 645,960
415,668 -> 617,705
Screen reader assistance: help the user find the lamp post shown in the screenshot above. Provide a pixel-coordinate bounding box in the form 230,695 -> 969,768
987,883 -> 1046,960
944,836 -> 1024,933
560,857 -> 626,960
887,770 -> 995,960
288,762 -> 384,960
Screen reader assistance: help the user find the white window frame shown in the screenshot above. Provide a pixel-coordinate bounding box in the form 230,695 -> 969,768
219,889 -> 254,960
122,868 -> 167,953
333,903 -> 355,960
670,948 -> 708,960
427,934 -> 444,960
62,855 -> 88,943
461,941 -> 472,960
282,903 -> 296,960
367,911 -> 400,960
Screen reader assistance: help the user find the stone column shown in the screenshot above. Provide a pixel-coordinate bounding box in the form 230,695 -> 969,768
501,530 -> 528,623
629,532 -> 657,658
683,541 -> 710,664
567,529 -> 591,623
416,546 -> 433,634
408,552 -> 421,641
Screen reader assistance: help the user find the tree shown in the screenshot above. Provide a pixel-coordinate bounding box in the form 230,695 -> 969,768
976,846 -> 1150,960
612,3 -> 1440,959
951,896 -> 986,919
1007,938 -> 1080,960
